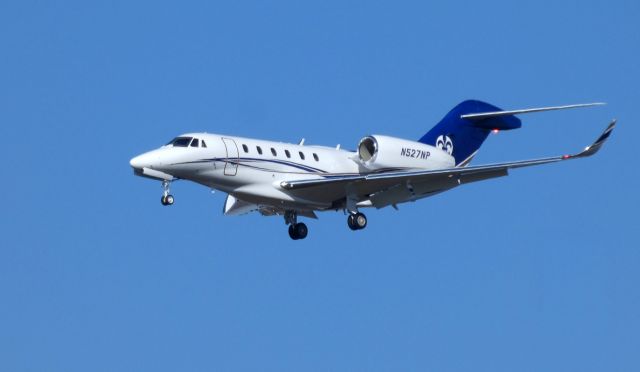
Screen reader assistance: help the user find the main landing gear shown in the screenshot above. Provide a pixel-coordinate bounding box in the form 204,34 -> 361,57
160,180 -> 174,206
288,223 -> 308,240
285,211 -> 308,240
347,212 -> 367,231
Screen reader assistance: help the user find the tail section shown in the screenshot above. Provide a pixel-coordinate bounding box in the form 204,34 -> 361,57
419,100 -> 604,166
419,100 -> 521,166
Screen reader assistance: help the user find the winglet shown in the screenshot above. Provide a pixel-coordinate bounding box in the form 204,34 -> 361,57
570,119 -> 617,159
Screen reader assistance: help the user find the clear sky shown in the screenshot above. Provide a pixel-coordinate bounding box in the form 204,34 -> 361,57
1,1 -> 638,371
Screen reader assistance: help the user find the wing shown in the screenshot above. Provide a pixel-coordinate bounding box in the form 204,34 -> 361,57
280,120 -> 616,207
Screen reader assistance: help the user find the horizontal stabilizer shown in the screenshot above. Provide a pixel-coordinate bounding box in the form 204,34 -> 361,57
461,102 -> 605,120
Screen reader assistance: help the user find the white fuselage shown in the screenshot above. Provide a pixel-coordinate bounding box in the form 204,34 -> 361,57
128,101 -> 613,240
130,132 -> 456,212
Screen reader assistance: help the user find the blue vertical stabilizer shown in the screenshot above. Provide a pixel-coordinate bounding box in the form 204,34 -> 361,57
419,100 -> 521,165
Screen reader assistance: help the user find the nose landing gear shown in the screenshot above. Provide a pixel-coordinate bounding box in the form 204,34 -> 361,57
161,194 -> 174,206
160,180 -> 174,206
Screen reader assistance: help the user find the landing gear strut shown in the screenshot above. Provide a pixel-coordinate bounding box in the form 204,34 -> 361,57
285,211 -> 308,240
160,180 -> 174,206
347,212 -> 367,231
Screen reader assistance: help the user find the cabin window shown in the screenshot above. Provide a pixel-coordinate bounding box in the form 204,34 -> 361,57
285,150 -> 291,158
313,153 -> 319,161
242,144 -> 248,153
256,146 -> 263,155
201,140 -> 207,148
271,148 -> 277,156
299,151 -> 305,160
190,138 -> 199,147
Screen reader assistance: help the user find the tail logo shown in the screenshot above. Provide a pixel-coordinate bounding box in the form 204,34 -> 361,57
436,135 -> 453,155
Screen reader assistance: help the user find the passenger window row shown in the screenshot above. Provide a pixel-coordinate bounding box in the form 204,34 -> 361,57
167,136 -> 316,161
241,143 -> 319,162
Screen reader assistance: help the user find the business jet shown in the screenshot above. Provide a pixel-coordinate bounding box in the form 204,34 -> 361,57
130,100 -> 615,240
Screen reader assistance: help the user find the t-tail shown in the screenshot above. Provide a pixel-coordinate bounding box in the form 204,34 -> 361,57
418,100 -> 605,167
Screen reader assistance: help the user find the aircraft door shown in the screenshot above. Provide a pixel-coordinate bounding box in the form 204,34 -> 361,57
221,137 -> 239,176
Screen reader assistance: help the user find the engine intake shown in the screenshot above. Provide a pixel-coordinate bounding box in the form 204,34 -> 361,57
358,136 -> 378,162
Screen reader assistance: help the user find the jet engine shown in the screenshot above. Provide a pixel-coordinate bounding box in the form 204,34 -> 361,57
357,135 -> 454,171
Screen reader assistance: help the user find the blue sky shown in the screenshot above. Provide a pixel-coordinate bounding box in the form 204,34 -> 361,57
1,1 -> 638,371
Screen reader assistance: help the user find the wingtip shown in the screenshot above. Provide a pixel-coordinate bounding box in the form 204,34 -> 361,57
573,119 -> 616,158
604,118 -> 617,133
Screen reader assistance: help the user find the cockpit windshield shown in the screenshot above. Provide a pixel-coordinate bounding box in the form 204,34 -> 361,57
166,136 -> 208,148
166,137 -> 193,147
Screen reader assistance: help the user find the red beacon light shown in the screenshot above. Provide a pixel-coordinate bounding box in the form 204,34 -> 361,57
492,129 -> 500,134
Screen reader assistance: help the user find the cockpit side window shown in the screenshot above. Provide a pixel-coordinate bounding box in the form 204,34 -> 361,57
201,140 -> 207,148
169,137 -> 192,147
190,138 -> 200,147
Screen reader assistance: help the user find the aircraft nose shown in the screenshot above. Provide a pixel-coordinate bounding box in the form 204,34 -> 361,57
130,149 -> 168,171
129,154 -> 146,169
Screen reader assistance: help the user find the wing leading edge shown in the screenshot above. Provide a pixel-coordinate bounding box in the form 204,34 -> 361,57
280,120 -> 616,191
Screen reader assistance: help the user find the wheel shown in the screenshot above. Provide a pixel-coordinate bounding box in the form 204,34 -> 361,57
347,214 -> 358,230
348,213 -> 367,230
161,195 -> 174,206
288,224 -> 299,240
294,223 -> 308,240
354,212 -> 367,229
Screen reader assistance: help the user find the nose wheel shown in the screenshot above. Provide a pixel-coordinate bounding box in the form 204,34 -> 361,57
161,194 -> 174,206
160,180 -> 174,206
347,212 -> 367,230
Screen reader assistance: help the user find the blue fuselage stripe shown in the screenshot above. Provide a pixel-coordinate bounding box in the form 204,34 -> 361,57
179,157 -> 328,173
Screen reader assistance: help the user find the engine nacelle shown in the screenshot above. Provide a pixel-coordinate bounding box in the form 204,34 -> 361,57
357,135 -> 454,171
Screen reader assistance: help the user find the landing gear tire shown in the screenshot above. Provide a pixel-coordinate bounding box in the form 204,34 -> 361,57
288,223 -> 308,240
160,180 -> 174,206
354,212 -> 367,229
288,225 -> 298,240
348,214 -> 358,230
294,223 -> 308,239
348,212 -> 367,230
161,194 -> 174,206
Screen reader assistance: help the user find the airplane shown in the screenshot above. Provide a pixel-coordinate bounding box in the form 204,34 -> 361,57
129,100 -> 615,240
